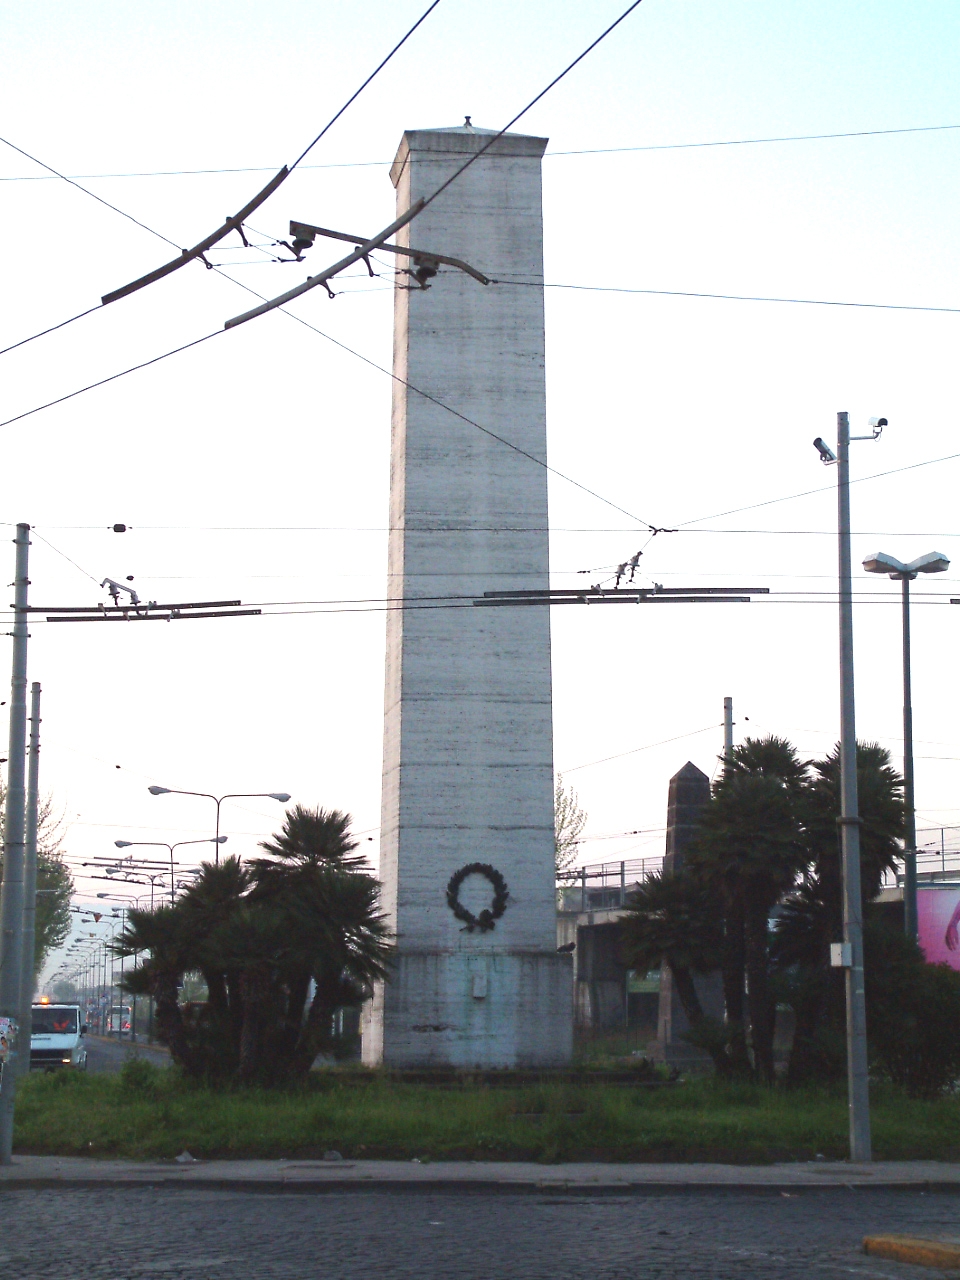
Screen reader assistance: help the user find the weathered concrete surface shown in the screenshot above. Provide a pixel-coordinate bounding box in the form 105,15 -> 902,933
366,125 -> 570,1068
2,1156 -> 960,1193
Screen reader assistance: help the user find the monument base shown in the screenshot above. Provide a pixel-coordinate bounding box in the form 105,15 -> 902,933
362,949 -> 573,1068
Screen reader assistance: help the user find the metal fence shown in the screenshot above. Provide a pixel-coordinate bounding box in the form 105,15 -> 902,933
557,856 -> 664,913
560,825 -> 960,915
881,826 -> 960,888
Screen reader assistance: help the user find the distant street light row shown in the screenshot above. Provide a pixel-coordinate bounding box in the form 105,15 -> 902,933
146,787 -> 291,864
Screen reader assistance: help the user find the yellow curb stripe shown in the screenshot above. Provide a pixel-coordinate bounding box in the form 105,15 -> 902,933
864,1235 -> 960,1268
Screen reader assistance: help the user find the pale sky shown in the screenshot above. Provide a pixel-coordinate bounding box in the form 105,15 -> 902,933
2,1 -> 959,984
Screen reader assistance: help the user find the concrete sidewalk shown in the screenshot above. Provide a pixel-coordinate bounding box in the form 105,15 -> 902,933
2,1155 -> 959,1194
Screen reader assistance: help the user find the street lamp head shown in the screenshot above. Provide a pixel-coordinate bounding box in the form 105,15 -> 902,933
213,836 -> 228,843
813,437 -> 837,464
269,793 -> 291,803
906,551 -> 950,576
148,786 -> 171,796
863,550 -> 950,580
115,840 -> 133,848
863,551 -> 907,578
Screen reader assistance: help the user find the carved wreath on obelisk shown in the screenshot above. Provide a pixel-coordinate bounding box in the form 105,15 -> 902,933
446,863 -> 510,933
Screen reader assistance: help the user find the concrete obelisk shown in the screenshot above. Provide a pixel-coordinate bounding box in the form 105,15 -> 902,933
362,123 -> 572,1067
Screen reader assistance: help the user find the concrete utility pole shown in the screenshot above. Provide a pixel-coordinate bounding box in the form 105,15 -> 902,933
16,683 -> 41,1078
723,697 -> 734,762
0,524 -> 31,1162
835,413 -> 872,1163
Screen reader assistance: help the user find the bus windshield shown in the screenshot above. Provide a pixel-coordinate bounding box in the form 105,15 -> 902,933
32,1007 -> 78,1035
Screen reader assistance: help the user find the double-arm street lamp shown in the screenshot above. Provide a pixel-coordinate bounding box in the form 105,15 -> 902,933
862,550 -> 950,940
146,787 -> 291,863
114,837 -> 228,903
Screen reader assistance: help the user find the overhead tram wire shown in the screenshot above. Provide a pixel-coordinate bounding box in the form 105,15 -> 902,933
98,0 -> 444,307
0,0 -> 443,355
4,122 -> 958,182
496,279 -> 960,316
223,0 -> 650,329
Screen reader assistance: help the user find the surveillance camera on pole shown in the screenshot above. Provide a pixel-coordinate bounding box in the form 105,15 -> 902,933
815,414 -> 887,1165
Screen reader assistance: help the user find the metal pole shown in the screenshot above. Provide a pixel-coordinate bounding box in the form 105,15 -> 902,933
723,696 -> 734,762
901,576 -> 918,939
836,412 -> 872,1163
215,799 -> 222,865
16,683 -> 41,1078
0,524 -> 31,1162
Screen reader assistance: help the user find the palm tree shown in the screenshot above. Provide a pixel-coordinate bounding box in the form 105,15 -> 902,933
774,742 -> 903,1084
115,806 -> 392,1085
620,869 -> 726,1070
690,737 -> 807,1081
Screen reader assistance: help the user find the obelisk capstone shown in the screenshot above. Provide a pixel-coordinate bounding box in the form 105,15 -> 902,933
362,124 -> 572,1067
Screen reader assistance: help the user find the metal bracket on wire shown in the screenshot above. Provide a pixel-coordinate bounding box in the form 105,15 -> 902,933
26,598 -> 261,623
287,220 -> 491,289
224,199 -> 430,330
473,587 -> 770,608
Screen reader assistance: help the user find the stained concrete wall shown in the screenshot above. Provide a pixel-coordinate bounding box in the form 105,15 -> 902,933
363,125 -> 572,1068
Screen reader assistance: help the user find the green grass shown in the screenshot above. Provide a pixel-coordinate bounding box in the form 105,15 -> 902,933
14,1063 -> 960,1163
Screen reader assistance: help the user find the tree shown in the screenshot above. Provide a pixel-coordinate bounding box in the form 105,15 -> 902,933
555,775 -> 587,881
116,804 -> 392,1086
619,869 -> 727,1070
0,790 -> 73,984
688,738 -> 807,1081
619,736 -> 907,1086
773,742 -> 904,1084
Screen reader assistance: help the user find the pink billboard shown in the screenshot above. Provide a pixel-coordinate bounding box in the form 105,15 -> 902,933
917,888 -> 960,971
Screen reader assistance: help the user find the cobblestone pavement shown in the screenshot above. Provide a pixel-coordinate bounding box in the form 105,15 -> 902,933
1,1187 -> 959,1279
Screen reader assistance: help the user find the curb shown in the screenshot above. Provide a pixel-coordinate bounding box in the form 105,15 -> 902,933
864,1235 -> 960,1268
4,1175 -> 960,1197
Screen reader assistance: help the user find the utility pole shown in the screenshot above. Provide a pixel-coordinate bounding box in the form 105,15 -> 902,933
723,696 -> 734,762
835,412 -> 872,1163
16,683 -> 41,1078
0,524 -> 31,1162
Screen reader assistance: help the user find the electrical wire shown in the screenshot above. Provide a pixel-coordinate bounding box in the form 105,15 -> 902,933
288,0 -> 442,172
0,330 -> 222,428
5,122 -> 957,183
677,449 -> 960,528
0,134 -> 180,250
562,724 -> 723,774
0,0 -> 442,350
496,279 -> 960,316
31,529 -> 101,585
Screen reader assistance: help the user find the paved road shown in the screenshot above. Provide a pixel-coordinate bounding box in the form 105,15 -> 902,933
0,1187 -> 957,1278
83,1035 -> 170,1074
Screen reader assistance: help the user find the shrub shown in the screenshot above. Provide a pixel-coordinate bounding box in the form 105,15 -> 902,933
866,921 -> 960,1098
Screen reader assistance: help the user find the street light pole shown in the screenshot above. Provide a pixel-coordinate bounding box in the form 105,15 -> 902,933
16,683 -> 41,1079
146,788 -> 290,864
0,524 -> 31,1164
114,838 -> 227,902
862,549 -> 949,940
901,575 -> 916,937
